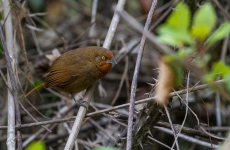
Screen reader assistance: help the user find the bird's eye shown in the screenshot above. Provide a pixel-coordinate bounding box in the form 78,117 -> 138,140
101,56 -> 106,60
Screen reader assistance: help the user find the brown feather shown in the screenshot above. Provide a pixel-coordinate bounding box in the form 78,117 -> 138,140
44,46 -> 115,94
44,69 -> 79,87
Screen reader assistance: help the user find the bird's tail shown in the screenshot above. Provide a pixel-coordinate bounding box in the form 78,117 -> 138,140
25,83 -> 45,97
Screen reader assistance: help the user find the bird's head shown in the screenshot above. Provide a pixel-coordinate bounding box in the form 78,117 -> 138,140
92,47 -> 117,78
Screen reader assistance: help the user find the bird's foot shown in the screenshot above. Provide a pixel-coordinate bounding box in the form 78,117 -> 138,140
71,93 -> 88,109
75,100 -> 88,109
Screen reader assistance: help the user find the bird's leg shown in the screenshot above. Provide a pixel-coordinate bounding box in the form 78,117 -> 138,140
71,93 -> 88,109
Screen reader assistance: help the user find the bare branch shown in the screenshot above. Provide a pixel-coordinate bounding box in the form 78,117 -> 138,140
1,0 -> 21,149
64,0 -> 127,149
154,126 -> 219,149
126,1 -> 157,149
103,0 -> 126,49
64,84 -> 96,150
88,0 -> 98,38
0,80 -> 225,131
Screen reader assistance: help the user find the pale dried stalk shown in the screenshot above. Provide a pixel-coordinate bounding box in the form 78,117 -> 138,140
0,80 -> 225,130
155,126 -> 219,149
2,0 -> 16,149
103,0 -> 126,49
88,0 -> 98,38
64,0 -> 126,149
64,84 -> 95,150
126,1 -> 157,149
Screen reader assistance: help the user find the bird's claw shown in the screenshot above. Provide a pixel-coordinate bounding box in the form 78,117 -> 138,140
71,93 -> 88,109
74,100 -> 89,109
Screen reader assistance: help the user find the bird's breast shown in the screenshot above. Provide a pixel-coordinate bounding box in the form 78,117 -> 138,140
98,62 -> 112,78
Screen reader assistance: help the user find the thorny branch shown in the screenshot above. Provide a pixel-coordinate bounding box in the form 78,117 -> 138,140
126,1 -> 158,150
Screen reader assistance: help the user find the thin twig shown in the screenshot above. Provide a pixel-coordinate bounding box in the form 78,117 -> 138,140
88,118 -> 116,142
150,1 -> 174,30
88,0 -> 98,38
22,126 -> 45,147
148,136 -> 174,150
117,9 -> 173,55
0,69 -> 11,91
103,0 -> 126,49
171,71 -> 190,149
126,1 -> 157,149
18,101 -> 51,133
115,38 -> 140,65
199,126 -> 226,141
2,0 -> 22,149
156,122 -> 225,141
15,8 -> 29,71
212,0 -> 230,20
0,80 -> 225,130
215,34 -> 229,135
17,68 -> 50,119
64,84 -> 96,150
26,17 -> 43,55
111,56 -> 129,105
22,104 -> 78,148
77,139 -> 101,148
173,85 -> 225,142
154,126 -> 219,149
164,105 -> 179,149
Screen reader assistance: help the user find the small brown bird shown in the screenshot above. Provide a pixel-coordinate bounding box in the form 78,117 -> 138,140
27,46 -> 116,106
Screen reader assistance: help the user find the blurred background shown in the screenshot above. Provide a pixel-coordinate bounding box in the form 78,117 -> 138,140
0,0 -> 230,150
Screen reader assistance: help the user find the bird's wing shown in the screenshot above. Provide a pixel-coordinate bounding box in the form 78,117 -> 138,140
44,69 -> 78,88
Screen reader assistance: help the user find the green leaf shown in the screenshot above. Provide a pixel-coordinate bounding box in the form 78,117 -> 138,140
166,2 -> 191,30
26,141 -> 46,150
210,62 -> 230,93
225,75 -> 230,91
204,61 -> 230,83
177,47 -> 194,58
206,22 -> 230,47
191,25 -> 211,41
203,72 -> 216,82
157,25 -> 194,47
158,34 -> 180,46
171,63 -> 183,87
156,2 -> 193,47
93,147 -> 119,150
163,56 -> 183,87
213,61 -> 230,76
164,48 -> 193,62
191,3 -> 217,41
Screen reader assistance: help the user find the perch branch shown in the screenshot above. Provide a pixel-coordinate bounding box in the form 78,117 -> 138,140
0,80 -> 225,130
64,0 -> 126,149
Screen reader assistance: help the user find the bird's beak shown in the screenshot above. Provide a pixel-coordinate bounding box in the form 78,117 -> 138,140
106,59 -> 117,67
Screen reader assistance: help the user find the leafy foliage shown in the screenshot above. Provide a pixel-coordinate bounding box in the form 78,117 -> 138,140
157,2 -> 230,89
205,61 -> 230,91
26,141 -> 46,150
166,2 -> 191,30
206,22 -> 230,47
191,3 -> 217,41
157,2 -> 194,47
93,147 -> 119,150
